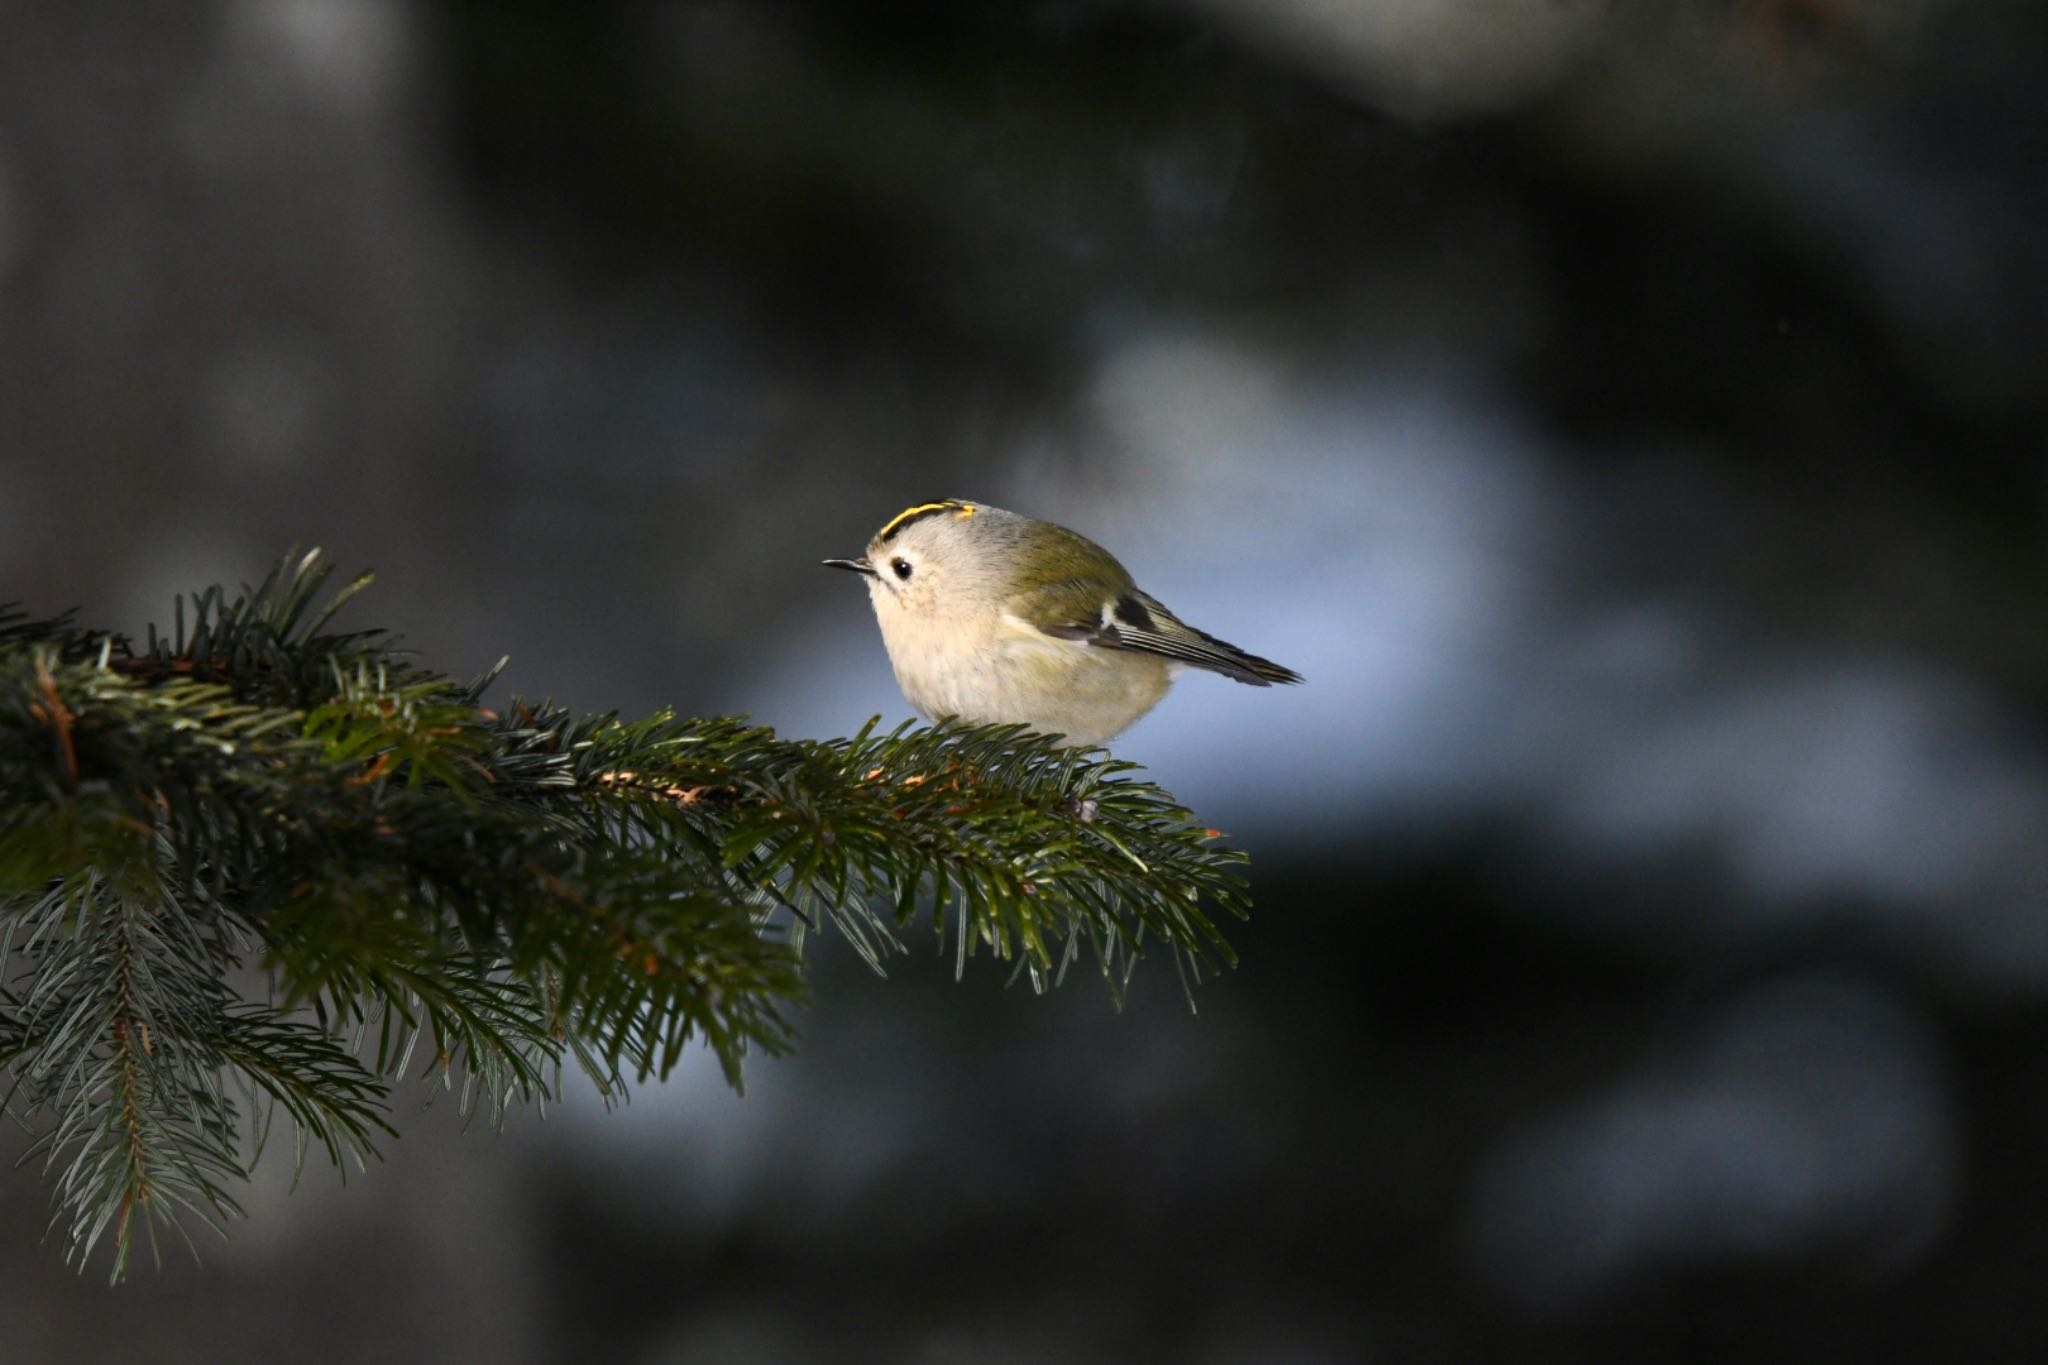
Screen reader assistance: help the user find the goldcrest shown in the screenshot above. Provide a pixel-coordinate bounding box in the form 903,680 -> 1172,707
825,500 -> 1300,745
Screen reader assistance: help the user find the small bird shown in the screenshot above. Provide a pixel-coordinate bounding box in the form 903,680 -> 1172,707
825,500 -> 1300,745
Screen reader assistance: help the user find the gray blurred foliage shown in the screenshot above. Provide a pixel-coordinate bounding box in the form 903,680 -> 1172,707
4,0 -> 2048,1360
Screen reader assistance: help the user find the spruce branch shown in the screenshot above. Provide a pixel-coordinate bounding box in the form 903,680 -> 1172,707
0,551 -> 1257,1278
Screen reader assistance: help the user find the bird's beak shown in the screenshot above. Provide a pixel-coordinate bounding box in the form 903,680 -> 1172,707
822,556 -> 876,577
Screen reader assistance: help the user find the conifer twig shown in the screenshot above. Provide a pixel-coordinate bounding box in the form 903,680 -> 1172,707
0,552 -> 1256,1278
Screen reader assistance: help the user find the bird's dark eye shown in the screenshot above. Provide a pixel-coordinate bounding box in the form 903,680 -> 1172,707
891,557 -> 913,580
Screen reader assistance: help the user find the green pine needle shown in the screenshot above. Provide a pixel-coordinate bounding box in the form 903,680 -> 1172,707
0,551 -> 1257,1279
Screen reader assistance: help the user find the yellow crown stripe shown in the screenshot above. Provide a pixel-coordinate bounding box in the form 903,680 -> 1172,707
877,500 -> 973,542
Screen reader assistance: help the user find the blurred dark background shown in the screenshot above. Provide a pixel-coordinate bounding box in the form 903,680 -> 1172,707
6,0 -> 2048,1360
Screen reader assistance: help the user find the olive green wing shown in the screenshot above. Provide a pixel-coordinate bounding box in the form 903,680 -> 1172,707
1020,584 -> 1303,687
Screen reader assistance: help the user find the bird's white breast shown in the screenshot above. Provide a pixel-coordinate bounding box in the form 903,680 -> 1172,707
864,584 -> 1170,744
